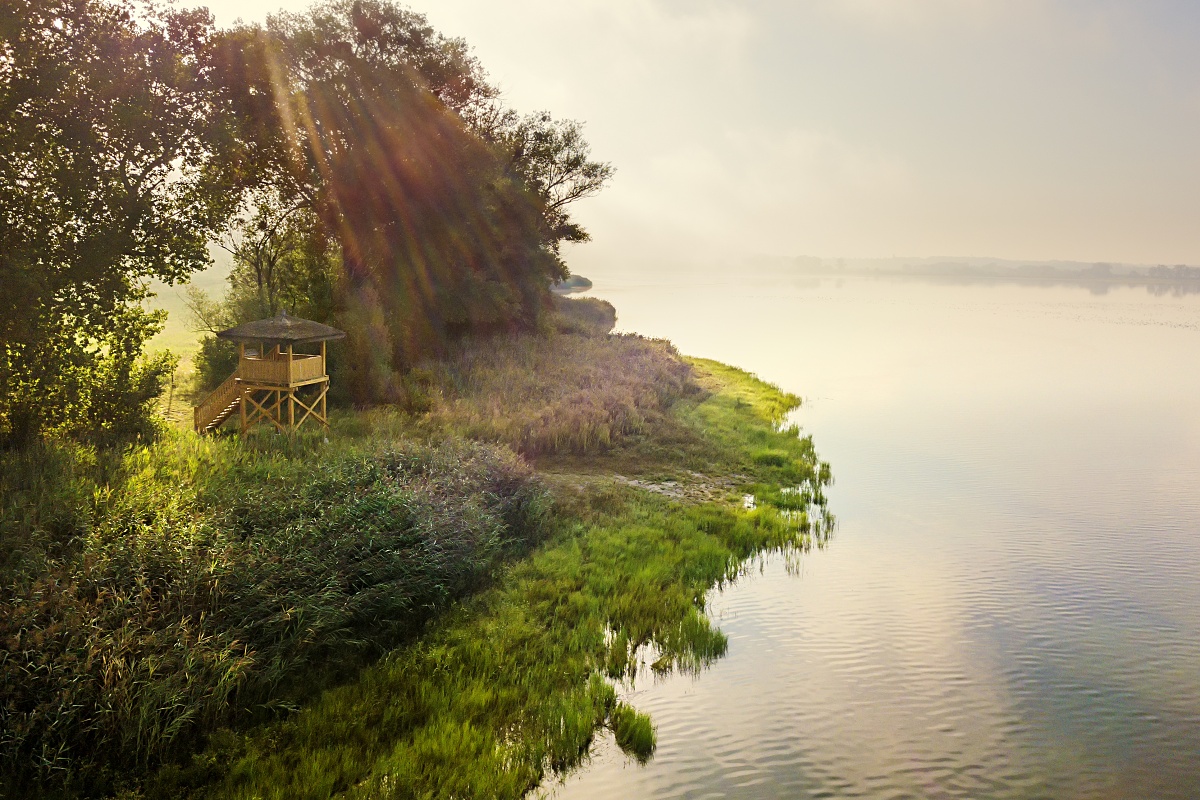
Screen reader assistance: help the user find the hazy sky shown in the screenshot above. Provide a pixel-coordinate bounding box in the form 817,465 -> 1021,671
196,0 -> 1200,268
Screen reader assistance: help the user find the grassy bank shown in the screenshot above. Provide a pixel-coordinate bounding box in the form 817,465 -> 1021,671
1,435 -> 547,796
0,297 -> 830,798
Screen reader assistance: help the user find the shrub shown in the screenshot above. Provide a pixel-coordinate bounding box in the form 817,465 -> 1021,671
0,433 -> 548,795
191,336 -> 240,395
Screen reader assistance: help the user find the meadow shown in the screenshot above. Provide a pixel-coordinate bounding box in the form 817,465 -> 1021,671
0,297 -> 830,799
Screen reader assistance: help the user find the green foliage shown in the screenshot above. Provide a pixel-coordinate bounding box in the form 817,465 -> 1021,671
191,336 -> 241,395
131,349 -> 831,800
196,0 -> 614,402
0,290 -> 832,798
0,438 -> 102,580
0,0 -> 235,445
152,485 -> 816,799
611,703 -> 656,763
490,113 -> 615,248
82,318 -> 180,447
1,0 -> 616,443
214,188 -> 341,324
0,432 -> 547,796
1,302 -> 178,446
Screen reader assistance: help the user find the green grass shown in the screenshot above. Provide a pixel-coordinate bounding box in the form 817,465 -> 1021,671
611,703 -> 656,764
1,296 -> 832,799
1,433 -> 547,797
140,339 -> 831,799
149,487 -> 811,799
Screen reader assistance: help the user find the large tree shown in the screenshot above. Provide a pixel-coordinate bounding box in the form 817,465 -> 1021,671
0,0 -> 233,444
205,0 -> 612,403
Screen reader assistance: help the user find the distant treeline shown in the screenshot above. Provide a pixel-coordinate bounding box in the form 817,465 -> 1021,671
790,257 -> 1200,286
0,0 -> 611,446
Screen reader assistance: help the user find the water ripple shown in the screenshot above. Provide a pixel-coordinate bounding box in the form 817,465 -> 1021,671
542,280 -> 1200,799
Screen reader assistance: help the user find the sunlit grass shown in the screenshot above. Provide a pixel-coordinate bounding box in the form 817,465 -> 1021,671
422,326 -> 693,457
1,296 -> 832,798
0,431 -> 547,796
149,488 -> 808,799
141,322 -> 831,798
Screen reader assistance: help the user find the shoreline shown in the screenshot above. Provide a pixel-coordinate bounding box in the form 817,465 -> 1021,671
0,297 -> 831,798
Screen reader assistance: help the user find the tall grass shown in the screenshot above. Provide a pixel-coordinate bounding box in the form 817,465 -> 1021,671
422,298 -> 694,458
1,296 -> 833,798
142,339 -> 833,800
611,703 -> 656,763
149,487 -> 806,800
0,433 -> 547,797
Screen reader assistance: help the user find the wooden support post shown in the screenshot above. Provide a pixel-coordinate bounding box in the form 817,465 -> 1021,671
320,340 -> 327,378
287,343 -> 293,386
321,378 -> 328,429
291,385 -> 329,430
288,389 -> 295,430
240,385 -> 247,433
243,388 -> 288,433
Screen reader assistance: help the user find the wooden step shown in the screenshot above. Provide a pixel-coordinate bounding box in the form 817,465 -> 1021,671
194,371 -> 243,434
201,399 -> 241,432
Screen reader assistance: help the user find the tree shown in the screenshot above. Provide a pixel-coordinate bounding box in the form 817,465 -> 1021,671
204,3 -> 554,388
497,111 -> 614,251
0,0 -> 233,444
217,186 -> 314,316
196,0 -> 613,402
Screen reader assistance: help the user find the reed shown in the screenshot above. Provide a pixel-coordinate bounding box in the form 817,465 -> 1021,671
0,432 -> 547,796
421,299 -> 693,459
1,296 -> 833,798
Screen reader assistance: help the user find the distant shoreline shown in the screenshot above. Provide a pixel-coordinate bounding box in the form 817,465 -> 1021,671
788,266 -> 1200,294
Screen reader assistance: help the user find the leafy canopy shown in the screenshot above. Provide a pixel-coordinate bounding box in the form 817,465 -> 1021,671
0,0 -> 234,444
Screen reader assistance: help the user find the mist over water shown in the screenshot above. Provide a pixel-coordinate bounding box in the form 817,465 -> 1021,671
543,272 -> 1200,798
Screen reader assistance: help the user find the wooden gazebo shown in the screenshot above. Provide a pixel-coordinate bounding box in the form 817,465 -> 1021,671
193,311 -> 345,435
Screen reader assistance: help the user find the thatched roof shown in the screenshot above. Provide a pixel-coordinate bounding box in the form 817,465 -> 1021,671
216,311 -> 346,345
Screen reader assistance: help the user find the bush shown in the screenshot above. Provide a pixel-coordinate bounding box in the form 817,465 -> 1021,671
191,335 -> 240,395
2,310 -> 176,448
0,433 -> 548,796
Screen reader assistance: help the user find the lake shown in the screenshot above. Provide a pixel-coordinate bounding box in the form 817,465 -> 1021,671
543,272 -> 1200,798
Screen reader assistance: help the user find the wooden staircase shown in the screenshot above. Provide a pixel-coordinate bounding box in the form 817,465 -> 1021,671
193,372 -> 241,434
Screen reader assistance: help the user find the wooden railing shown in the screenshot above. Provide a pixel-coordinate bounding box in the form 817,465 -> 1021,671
194,371 -> 242,433
290,354 -> 325,383
239,354 -> 324,386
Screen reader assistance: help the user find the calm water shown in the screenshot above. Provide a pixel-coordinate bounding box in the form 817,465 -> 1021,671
542,273 -> 1200,799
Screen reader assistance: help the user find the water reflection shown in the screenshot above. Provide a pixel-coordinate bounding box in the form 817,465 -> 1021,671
542,275 -> 1200,799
